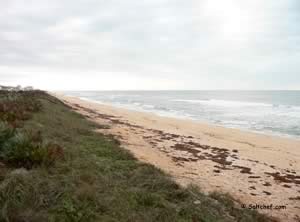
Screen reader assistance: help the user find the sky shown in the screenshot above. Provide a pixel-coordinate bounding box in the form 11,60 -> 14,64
0,0 -> 300,90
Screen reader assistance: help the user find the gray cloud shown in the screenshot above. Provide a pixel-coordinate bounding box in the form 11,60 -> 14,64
0,0 -> 300,89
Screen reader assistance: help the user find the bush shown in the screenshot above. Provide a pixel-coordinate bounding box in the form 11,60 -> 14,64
0,132 -> 64,169
0,91 -> 63,169
0,121 -> 15,150
0,91 -> 43,127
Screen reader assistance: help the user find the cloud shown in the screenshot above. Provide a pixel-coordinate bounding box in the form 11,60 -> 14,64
0,0 -> 299,89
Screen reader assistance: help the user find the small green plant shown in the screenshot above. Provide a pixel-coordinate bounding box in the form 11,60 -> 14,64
54,198 -> 95,222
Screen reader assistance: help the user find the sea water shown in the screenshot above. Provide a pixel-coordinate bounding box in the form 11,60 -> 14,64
64,91 -> 300,139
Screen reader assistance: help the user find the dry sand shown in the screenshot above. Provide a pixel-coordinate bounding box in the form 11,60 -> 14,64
54,93 -> 300,222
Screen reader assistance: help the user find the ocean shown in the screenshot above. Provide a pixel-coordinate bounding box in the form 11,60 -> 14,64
64,91 -> 300,139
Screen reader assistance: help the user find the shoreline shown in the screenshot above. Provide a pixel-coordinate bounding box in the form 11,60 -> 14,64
66,95 -> 300,141
54,93 -> 300,222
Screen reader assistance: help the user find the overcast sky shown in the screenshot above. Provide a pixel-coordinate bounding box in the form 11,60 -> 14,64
1,0 -> 300,90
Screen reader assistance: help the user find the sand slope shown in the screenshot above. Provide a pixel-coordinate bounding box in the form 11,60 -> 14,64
55,94 -> 300,222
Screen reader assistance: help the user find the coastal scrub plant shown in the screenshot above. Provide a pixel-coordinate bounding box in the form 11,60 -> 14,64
0,91 -> 63,169
0,121 -> 15,150
0,91 -> 42,127
0,131 -> 64,169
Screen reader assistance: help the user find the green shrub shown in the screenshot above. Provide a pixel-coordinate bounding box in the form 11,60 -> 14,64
0,91 -> 43,127
55,198 -> 95,222
0,121 -> 15,150
0,92 -> 64,170
1,132 -> 64,169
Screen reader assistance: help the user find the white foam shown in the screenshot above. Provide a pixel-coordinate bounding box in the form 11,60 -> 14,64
142,104 -> 155,109
79,97 -> 104,105
173,99 -> 272,108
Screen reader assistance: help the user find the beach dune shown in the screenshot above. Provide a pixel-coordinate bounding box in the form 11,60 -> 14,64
55,94 -> 300,222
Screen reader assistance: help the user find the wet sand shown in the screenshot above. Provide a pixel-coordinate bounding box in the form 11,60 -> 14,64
54,93 -> 300,222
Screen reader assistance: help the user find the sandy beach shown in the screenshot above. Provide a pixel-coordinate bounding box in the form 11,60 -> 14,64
55,93 -> 300,222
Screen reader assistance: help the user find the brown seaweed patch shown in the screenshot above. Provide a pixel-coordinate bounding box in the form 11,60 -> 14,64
143,136 -> 153,139
247,159 -> 259,164
231,154 -> 239,160
289,196 -> 300,201
73,103 -> 146,130
171,144 -> 201,157
172,156 -> 198,163
171,143 -> 234,167
263,191 -> 272,196
214,165 -> 231,170
249,176 -> 261,179
263,182 -> 272,187
172,156 -> 190,162
265,172 -> 300,185
149,141 -> 158,146
232,165 -> 253,174
186,141 -> 209,149
110,119 -> 142,128
249,181 -> 257,184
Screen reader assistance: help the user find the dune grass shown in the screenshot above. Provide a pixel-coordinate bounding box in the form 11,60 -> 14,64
0,91 -> 275,222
